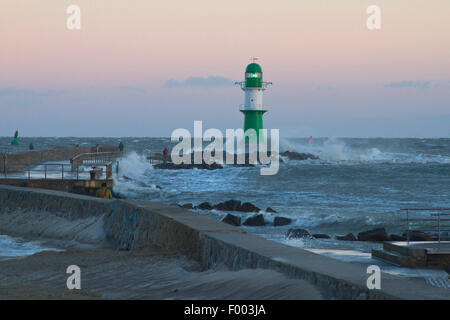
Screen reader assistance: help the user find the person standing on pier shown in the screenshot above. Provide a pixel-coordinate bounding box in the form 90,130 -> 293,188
163,147 -> 169,163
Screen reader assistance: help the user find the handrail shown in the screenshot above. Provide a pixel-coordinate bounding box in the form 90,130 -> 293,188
1,162 -> 113,180
71,151 -> 122,171
235,81 -> 272,90
71,151 -> 122,161
400,208 -> 450,248
144,151 -> 171,165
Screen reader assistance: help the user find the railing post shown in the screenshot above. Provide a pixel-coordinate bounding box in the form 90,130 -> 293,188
3,153 -> 7,178
44,164 -> 47,179
406,209 -> 410,244
438,213 -> 441,247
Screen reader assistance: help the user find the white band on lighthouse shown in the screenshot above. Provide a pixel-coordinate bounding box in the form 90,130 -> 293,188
244,88 -> 264,110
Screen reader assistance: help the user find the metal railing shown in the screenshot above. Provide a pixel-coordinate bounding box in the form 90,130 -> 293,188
71,151 -> 122,170
144,151 -> 171,165
400,208 -> 450,245
2,162 -> 113,180
234,81 -> 272,89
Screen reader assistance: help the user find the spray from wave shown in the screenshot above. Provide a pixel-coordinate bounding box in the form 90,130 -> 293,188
280,137 -> 450,164
114,152 -> 161,198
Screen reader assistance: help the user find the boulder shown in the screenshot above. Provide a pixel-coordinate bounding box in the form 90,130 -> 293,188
389,234 -> 406,241
180,203 -> 193,209
266,207 -> 277,213
357,228 -> 389,242
281,151 -> 319,160
336,233 -> 356,241
223,200 -> 242,211
286,228 -> 311,239
402,230 -> 435,241
238,202 -> 260,213
243,214 -> 265,226
197,202 -> 212,210
273,216 -> 292,226
213,202 -> 226,211
222,214 -> 241,226
154,163 -> 223,170
313,234 -> 330,239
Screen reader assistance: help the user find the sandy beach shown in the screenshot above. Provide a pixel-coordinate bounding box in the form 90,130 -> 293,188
0,244 -> 325,300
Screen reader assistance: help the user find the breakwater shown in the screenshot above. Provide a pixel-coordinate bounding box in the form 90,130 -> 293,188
0,184 -> 447,300
1,146 -> 119,172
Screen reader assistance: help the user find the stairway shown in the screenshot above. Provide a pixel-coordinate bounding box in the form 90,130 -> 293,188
372,242 -> 428,268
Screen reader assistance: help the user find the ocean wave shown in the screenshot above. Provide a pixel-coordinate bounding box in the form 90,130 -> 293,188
0,235 -> 61,259
113,152 -> 160,198
281,137 -> 450,164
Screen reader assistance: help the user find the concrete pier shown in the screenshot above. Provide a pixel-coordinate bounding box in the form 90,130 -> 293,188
0,184 -> 448,299
0,178 -> 113,195
372,241 -> 450,269
1,146 -> 119,173
0,146 -> 119,196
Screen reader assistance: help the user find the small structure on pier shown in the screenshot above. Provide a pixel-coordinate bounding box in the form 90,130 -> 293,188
0,146 -> 122,197
372,208 -> 450,269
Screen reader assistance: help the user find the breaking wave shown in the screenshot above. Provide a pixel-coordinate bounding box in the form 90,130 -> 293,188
280,137 -> 450,164
113,152 -> 161,198
0,235 -> 60,259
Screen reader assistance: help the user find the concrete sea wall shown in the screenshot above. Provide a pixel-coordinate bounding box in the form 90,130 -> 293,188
0,178 -> 114,195
0,184 -> 448,300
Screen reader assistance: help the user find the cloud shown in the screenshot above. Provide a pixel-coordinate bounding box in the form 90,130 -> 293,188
0,88 -> 63,107
164,76 -> 234,88
314,84 -> 338,91
384,81 -> 431,89
118,86 -> 147,93
0,88 -> 63,97
432,80 -> 450,89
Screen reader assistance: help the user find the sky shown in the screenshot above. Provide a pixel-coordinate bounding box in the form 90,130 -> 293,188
0,0 -> 449,138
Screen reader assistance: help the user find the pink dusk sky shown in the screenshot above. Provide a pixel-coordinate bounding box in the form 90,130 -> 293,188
0,0 -> 449,137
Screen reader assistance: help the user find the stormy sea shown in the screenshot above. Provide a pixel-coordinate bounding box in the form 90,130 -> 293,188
1,136 -> 449,285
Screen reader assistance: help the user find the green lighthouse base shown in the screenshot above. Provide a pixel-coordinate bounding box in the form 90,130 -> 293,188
240,109 -> 267,144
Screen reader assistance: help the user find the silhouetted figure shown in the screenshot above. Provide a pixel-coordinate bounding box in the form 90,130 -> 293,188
163,148 -> 169,163
29,143 -> 34,150
119,141 -> 124,152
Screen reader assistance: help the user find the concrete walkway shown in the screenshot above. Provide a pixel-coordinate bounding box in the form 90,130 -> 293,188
0,184 -> 449,299
0,247 -> 325,300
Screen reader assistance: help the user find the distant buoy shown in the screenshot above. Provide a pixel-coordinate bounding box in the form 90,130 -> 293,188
11,130 -> 19,145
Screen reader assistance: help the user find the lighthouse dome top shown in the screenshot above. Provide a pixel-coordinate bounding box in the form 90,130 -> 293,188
246,63 -> 262,73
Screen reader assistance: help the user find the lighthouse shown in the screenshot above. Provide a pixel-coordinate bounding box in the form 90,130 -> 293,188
236,60 -> 272,142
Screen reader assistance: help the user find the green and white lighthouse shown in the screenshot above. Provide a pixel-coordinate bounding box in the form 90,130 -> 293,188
236,60 -> 272,142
